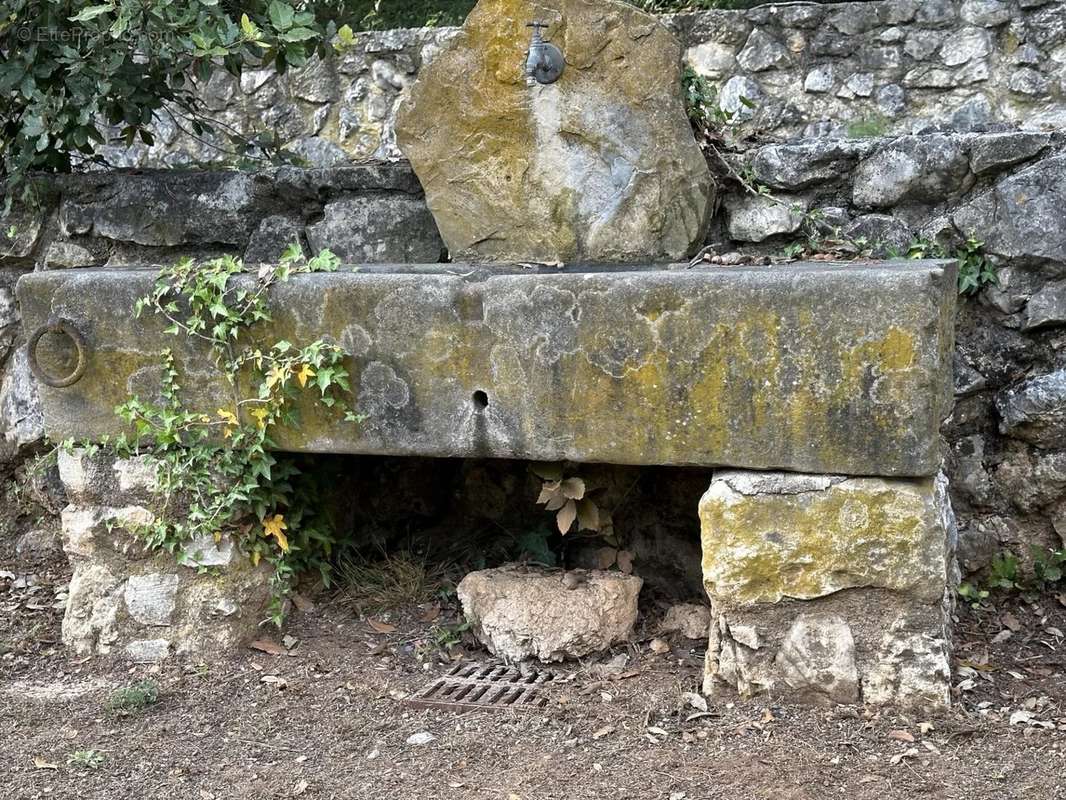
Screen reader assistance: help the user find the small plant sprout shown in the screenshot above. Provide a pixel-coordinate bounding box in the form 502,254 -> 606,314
68,750 -> 106,770
531,462 -> 600,535
107,679 -> 160,716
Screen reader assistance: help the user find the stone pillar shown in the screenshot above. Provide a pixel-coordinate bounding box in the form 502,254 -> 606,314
57,447 -> 272,661
700,470 -> 958,709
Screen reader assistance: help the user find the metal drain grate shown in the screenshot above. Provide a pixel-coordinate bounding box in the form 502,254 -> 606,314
405,662 -> 553,712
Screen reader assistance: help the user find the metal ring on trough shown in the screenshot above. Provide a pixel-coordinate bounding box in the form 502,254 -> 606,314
27,318 -> 88,388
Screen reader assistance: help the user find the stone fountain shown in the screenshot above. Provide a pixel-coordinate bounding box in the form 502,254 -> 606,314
17,0 -> 957,708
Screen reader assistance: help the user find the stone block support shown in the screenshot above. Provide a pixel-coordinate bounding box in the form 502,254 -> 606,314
700,470 -> 958,709
57,447 -> 272,661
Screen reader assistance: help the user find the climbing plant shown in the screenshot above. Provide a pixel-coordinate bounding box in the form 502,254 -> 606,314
0,0 -> 345,209
94,245 -> 358,622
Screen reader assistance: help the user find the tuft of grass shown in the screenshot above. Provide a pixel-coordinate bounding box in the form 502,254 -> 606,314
336,551 -> 450,614
68,750 -> 106,770
846,116 -> 889,138
107,679 -> 160,716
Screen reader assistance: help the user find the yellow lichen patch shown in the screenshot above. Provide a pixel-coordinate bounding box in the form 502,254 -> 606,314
700,474 -> 949,609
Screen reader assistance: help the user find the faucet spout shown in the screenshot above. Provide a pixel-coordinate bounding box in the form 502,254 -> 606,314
525,21 -> 564,85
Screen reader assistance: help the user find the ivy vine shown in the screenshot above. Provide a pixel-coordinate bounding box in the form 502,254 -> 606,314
96,245 -> 358,623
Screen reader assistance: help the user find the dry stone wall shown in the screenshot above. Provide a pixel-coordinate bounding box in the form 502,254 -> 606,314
75,0 -> 1066,171
3,0 -> 1066,582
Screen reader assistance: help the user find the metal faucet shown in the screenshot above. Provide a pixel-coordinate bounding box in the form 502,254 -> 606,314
525,21 -> 564,85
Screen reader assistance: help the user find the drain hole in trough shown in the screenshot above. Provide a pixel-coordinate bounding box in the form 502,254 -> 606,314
472,390 -> 489,410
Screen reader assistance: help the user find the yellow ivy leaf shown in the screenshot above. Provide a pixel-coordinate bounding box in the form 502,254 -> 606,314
217,408 -> 238,425
263,514 -> 289,552
266,364 -> 288,390
295,363 -> 315,388
250,408 -> 269,429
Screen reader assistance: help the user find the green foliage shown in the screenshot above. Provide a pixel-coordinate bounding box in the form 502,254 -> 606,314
956,549 -> 1066,608
107,679 -> 159,715
681,66 -> 751,145
903,235 -> 996,296
987,552 -> 1020,591
68,749 -> 106,770
0,0 -> 340,208
108,246 -> 357,622
955,235 -> 997,295
845,115 -> 889,138
1032,547 -> 1066,587
515,526 -> 558,567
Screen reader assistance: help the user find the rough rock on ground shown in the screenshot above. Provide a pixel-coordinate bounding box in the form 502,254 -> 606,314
457,565 -> 642,662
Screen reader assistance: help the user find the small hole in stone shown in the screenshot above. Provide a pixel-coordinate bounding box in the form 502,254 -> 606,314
472,390 -> 489,410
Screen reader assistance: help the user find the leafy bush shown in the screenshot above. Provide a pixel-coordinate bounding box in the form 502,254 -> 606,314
1,1 -> 338,207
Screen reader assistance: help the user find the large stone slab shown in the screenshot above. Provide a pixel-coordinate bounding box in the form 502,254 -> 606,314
18,260 -> 955,475
395,0 -> 714,263
700,470 -> 958,709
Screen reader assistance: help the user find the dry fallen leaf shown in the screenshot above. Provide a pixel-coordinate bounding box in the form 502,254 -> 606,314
249,638 -> 288,656
419,604 -> 442,623
592,725 -> 615,740
367,618 -> 397,634
890,747 -> 919,765
556,499 -> 578,534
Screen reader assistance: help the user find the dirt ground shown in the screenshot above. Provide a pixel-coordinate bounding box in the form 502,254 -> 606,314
3,521 -> 1066,800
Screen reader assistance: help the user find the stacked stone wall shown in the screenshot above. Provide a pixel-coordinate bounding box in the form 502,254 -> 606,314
4,0 -> 1066,579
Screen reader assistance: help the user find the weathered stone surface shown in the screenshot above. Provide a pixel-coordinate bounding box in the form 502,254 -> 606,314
305,195 -> 443,263
748,140 -> 871,191
15,528 -> 61,557
737,28 -> 790,72
702,470 -> 957,709
774,614 -> 859,705
853,135 -> 969,208
954,156 -> 1066,267
395,0 -> 714,263
243,215 -> 305,265
54,448 -> 274,660
997,370 -> 1066,448
58,172 -> 272,247
723,193 -> 806,242
700,471 -> 955,606
457,566 -> 642,661
843,214 -> 912,257
124,573 -> 180,626
20,261 -> 956,476
968,131 -> 1050,175
1023,280 -> 1066,331
660,603 -> 711,640
0,347 -> 43,459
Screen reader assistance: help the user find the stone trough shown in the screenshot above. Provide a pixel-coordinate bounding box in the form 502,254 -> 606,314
13,0 -> 965,710
17,259 -> 958,707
